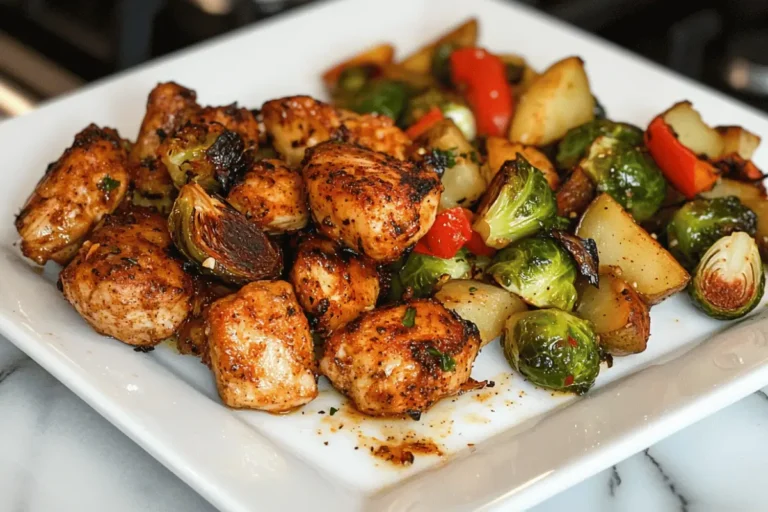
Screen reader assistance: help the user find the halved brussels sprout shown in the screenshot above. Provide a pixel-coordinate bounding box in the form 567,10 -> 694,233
502,309 -> 600,394
402,88 -> 476,140
556,119 -> 643,170
168,183 -> 282,285
473,155 -> 557,249
488,237 -> 578,311
160,122 -> 249,194
578,136 -> 666,222
391,248 -> 472,299
689,232 -> 765,320
667,196 -> 757,270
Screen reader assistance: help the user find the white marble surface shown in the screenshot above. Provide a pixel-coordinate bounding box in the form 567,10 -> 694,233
2,335 -> 768,512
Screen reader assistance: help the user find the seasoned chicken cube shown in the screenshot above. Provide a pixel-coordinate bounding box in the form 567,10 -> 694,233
338,110 -> 410,160
60,208 -> 193,347
130,82 -> 199,211
302,141 -> 442,262
190,103 -> 261,148
206,280 -> 318,411
16,124 -> 130,265
226,158 -> 309,234
320,299 -> 481,416
289,233 -> 379,334
261,95 -> 342,167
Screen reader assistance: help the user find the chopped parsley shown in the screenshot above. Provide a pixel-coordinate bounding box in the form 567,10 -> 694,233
427,346 -> 456,372
469,286 -> 478,293
425,147 -> 457,174
122,257 -> 138,266
402,306 -> 417,327
329,407 -> 338,416
98,175 -> 121,192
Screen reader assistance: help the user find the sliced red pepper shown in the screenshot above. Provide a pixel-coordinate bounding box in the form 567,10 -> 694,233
464,230 -> 496,257
645,115 -> 719,199
413,207 -> 473,259
450,47 -> 514,137
405,106 -> 444,139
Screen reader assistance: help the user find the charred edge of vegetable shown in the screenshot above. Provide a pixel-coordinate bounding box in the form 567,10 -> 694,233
549,230 -> 600,287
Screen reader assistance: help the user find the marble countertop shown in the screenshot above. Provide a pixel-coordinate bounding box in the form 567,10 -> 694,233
2,336 -> 767,512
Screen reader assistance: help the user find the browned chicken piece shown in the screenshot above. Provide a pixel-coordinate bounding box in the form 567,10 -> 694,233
320,299 -> 481,417
16,124 -> 130,265
59,208 -> 193,347
338,110 -> 411,160
176,277 -> 234,357
260,95 -> 342,167
130,82 -> 199,211
302,141 -> 442,262
206,280 -> 318,411
289,233 -> 379,334
226,158 -> 308,234
190,104 -> 261,148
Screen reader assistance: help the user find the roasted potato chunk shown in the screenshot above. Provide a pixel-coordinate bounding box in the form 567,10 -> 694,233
302,141 -> 442,262
399,18 -> 478,74
485,136 -> 559,190
289,234 -> 379,334
716,125 -> 761,160
60,208 -> 193,347
576,269 -> 651,355
320,299 -> 481,416
16,124 -> 130,265
226,158 -> 308,234
206,280 -> 318,412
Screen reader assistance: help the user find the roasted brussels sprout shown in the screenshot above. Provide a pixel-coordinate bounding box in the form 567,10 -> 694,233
666,196 -> 757,270
502,309 -> 600,394
346,79 -> 409,121
488,237 -> 578,310
578,136 -> 666,222
473,156 -> 557,249
556,119 -> 643,170
392,248 -> 472,299
689,232 -> 765,320
168,183 -> 282,285
159,122 -> 249,194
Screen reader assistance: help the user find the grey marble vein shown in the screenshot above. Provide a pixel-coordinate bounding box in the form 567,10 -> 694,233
608,465 -> 622,497
756,390 -> 768,402
0,362 -> 20,384
644,449 -> 689,512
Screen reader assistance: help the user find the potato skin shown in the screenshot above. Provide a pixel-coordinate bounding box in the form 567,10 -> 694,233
226,158 -> 309,234
556,168 -> 596,219
60,208 -> 193,346
16,124 -> 130,265
320,299 -> 481,417
289,234 -> 379,334
206,280 -> 318,412
302,141 -> 442,262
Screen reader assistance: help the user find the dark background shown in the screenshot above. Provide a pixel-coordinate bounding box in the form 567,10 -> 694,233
1,0 -> 767,114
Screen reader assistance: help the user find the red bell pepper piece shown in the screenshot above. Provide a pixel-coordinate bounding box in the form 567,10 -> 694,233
645,115 -> 720,199
414,207 -> 473,259
450,48 -> 514,137
464,230 -> 496,257
405,106 -> 444,139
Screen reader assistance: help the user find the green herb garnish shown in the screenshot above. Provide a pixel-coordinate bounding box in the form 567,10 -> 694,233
98,175 -> 121,192
329,407 -> 338,416
425,147 -> 457,173
402,306 -> 417,327
469,286 -> 477,293
122,257 -> 138,266
427,346 -> 456,372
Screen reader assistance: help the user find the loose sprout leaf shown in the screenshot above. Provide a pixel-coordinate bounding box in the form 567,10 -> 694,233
98,175 -> 121,192
329,407 -> 339,416
427,346 -> 456,372
402,306 -> 417,327
550,230 -> 600,287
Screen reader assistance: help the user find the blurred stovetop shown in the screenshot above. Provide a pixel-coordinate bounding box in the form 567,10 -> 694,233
1,0 -> 768,117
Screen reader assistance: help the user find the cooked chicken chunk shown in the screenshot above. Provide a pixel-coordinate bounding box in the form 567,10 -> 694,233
16,124 -> 130,265
289,233 -> 379,334
320,299 -> 481,416
338,110 -> 410,160
261,95 -> 342,167
226,158 -> 308,234
190,104 -> 261,148
130,82 -> 199,211
206,280 -> 318,411
302,141 -> 442,262
60,208 -> 193,347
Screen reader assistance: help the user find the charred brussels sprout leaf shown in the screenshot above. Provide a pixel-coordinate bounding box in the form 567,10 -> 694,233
689,232 -> 764,320
160,123 -> 249,194
488,237 -> 578,310
502,309 -> 600,394
347,79 -> 408,121
473,155 -> 557,249
550,230 -> 599,287
394,248 -> 472,299
666,196 -> 757,270
557,119 -> 643,170
578,136 -> 666,222
168,183 -> 282,285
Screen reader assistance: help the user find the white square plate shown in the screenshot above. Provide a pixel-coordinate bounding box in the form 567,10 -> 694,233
3,0 -> 768,510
